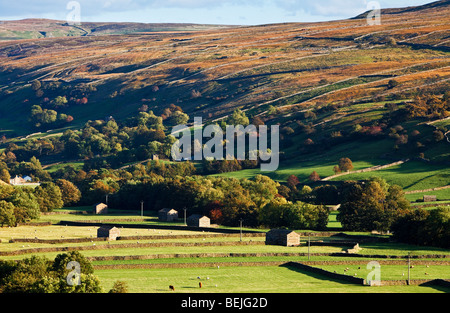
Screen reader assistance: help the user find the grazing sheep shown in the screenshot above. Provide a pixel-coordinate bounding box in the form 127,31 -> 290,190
169,285 -> 175,291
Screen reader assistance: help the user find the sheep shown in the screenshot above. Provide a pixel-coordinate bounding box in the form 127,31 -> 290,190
169,285 -> 175,291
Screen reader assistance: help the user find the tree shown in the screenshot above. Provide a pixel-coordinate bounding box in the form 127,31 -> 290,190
0,252 -> 103,293
109,281 -> 129,293
283,201 -> 329,230
258,196 -> 288,228
227,109 -> 249,126
308,171 -> 320,182
221,189 -> 257,227
338,157 -> 354,172
433,130 -> 445,142
56,179 -> 82,207
392,207 -> 449,248
387,79 -> 399,89
166,111 -> 189,126
52,251 -> 94,277
259,198 -> 328,230
34,182 -> 64,212
53,96 -> 68,108
31,80 -> 42,91
0,169 -> 10,184
421,207 -> 450,248
287,175 -> 300,189
8,187 -> 40,223
0,200 -> 16,227
337,178 -> 410,232
242,175 -> 279,210
332,165 -> 341,175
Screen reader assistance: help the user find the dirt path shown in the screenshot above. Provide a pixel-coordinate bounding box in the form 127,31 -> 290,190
321,159 -> 410,181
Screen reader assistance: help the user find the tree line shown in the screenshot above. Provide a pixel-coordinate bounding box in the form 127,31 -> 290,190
0,251 -> 126,293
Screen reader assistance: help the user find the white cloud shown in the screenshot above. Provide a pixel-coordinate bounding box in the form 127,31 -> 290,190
0,0 -> 435,23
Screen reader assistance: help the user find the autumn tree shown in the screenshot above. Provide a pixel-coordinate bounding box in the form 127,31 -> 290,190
308,171 -> 320,182
338,157 -> 354,172
56,179 -> 82,207
333,165 -> 341,175
287,175 -> 300,189
0,169 -> 10,184
337,177 -> 410,232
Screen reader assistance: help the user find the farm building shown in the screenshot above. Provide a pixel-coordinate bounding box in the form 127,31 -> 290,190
9,175 -> 40,187
158,208 -> 179,222
265,229 -> 300,247
97,226 -> 120,240
187,214 -> 210,228
423,195 -> 437,202
93,203 -> 108,215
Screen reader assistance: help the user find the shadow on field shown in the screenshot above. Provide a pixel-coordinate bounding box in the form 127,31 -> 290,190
419,281 -> 450,293
280,263 -> 359,286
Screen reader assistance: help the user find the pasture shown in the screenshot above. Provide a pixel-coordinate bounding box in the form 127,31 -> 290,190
0,209 -> 449,293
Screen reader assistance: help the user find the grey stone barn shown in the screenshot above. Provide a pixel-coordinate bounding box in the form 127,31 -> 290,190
187,214 -> 210,228
265,229 -> 300,247
97,226 -> 121,241
93,203 -> 108,215
158,208 -> 179,222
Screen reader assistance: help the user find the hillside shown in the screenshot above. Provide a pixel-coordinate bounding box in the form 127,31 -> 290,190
0,18 -> 232,41
0,1 -> 449,195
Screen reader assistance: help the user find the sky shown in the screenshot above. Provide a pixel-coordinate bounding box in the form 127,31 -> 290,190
0,0 -> 436,25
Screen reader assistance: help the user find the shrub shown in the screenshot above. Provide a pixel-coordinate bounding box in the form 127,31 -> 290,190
109,281 -> 129,293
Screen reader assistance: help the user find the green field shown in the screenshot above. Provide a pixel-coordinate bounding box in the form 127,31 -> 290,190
330,161 -> 450,192
1,209 -> 449,294
94,265 -> 448,293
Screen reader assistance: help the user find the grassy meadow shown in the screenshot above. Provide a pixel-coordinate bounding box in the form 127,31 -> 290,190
1,209 -> 449,293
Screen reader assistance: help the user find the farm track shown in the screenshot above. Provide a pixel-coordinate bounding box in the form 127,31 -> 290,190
321,159 -> 410,181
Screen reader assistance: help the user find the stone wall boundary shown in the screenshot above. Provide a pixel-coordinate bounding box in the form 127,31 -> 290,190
9,232 -> 266,244
0,240 -> 264,256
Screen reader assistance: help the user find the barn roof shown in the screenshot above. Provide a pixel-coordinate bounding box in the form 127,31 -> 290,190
159,208 -> 177,213
188,214 -> 209,220
267,229 -> 299,236
98,225 -> 118,231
